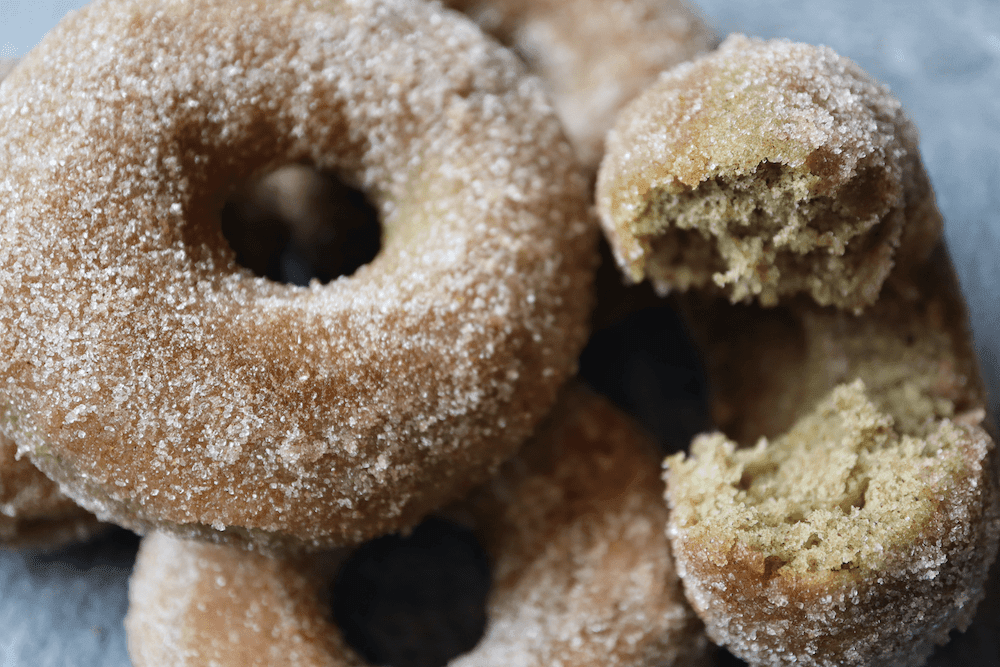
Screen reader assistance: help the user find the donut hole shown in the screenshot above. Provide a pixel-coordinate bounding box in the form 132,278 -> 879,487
219,164 -> 381,285
331,517 -> 490,667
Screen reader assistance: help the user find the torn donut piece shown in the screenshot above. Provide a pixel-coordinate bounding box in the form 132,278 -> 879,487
665,380 -> 1000,667
596,35 -> 941,310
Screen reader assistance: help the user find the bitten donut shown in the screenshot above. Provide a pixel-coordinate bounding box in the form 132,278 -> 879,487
667,375 -> 997,667
126,389 -> 709,667
597,35 -> 941,310
443,0 -> 717,171
597,36 -> 999,667
0,0 -> 595,551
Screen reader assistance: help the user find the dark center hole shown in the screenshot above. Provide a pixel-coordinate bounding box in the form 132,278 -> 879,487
220,165 -> 381,285
331,517 -> 491,667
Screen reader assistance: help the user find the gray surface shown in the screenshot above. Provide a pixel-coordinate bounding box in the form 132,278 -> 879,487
1,0 -> 999,666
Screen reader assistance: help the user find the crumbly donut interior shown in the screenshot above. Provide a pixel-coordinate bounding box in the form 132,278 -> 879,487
668,380 -> 976,576
636,160 -> 897,307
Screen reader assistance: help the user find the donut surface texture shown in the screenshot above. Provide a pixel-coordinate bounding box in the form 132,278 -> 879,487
597,36 -> 999,667
125,389 -> 709,667
0,59 -> 104,550
444,0 -> 717,171
0,0 -> 596,550
597,35 -> 940,310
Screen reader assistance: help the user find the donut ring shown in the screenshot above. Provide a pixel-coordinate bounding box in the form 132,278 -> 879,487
443,0 -> 717,172
0,0 -> 595,550
126,388 -> 709,667
596,36 -> 999,666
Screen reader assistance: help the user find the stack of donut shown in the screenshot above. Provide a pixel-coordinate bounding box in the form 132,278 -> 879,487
0,1 -> 996,667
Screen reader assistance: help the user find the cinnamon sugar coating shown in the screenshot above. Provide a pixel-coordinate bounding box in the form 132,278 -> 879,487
443,0 -> 717,171
661,187 -> 1000,666
0,59 -> 104,549
666,380 -> 999,667
597,35 -> 941,310
0,0 -> 596,550
126,389 -> 708,667
595,35 -> 998,664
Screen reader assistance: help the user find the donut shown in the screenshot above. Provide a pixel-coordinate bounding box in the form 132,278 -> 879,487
125,388 -> 710,667
596,36 -> 999,666
443,0 -> 717,172
0,0 -> 596,551
596,34 -> 941,310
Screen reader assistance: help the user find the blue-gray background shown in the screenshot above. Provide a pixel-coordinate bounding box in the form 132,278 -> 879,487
1,0 -> 998,665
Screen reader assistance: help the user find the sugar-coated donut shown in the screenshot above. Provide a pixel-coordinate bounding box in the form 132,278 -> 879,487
125,388 -> 709,667
444,0 -> 717,171
0,0 -> 596,551
597,36 -> 999,666
597,35 -> 941,310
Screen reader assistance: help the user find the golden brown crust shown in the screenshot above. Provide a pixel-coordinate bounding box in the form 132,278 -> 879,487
126,389 -> 709,667
0,0 -> 596,550
444,0 -> 717,171
597,35 -> 941,309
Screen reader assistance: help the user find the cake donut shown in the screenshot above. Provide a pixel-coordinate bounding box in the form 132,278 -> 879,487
443,0 -> 717,172
596,36 -> 999,666
0,0 -> 596,551
126,388 -> 709,667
